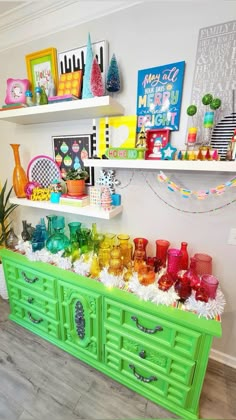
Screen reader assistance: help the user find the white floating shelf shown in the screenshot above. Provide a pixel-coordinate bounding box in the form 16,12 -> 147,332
84,159 -> 236,173
10,197 -> 123,220
0,96 -> 124,125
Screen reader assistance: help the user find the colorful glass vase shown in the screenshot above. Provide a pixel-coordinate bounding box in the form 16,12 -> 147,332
10,144 -> 28,198
155,239 -> 170,268
46,227 -> 70,254
117,234 -> 132,267
133,238 -> 148,260
174,274 -> 192,301
167,248 -> 182,278
180,242 -> 189,270
193,253 -> 212,276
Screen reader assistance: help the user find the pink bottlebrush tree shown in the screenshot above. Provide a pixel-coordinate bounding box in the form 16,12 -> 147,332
90,57 -> 104,97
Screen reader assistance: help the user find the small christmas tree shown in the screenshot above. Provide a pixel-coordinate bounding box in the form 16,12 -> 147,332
106,53 -> 121,93
90,57 -> 104,97
82,33 -> 94,99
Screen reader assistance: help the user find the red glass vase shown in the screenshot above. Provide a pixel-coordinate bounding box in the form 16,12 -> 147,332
180,241 -> 189,270
155,239 -> 170,268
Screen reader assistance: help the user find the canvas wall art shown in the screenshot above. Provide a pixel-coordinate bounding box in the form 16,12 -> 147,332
136,61 -> 185,132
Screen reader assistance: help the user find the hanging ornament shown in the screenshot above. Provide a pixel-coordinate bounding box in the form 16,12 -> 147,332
60,141 -> 69,154
73,156 -> 81,170
72,141 -> 79,153
80,147 -> 88,160
63,155 -> 72,167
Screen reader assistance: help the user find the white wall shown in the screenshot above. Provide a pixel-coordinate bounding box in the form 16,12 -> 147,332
0,1 -> 236,359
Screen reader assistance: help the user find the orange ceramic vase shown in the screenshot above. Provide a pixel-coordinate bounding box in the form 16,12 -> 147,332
66,179 -> 85,196
10,144 -> 28,198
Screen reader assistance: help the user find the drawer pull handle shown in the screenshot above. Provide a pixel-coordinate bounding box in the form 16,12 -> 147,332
27,312 -> 43,324
129,364 -> 157,383
139,350 -> 146,359
131,316 -> 163,334
27,297 -> 34,304
22,272 -> 39,284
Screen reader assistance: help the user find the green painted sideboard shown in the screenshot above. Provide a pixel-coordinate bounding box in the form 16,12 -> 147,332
0,248 -> 222,419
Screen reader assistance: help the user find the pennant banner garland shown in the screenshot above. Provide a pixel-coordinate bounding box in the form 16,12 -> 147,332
157,171 -> 236,199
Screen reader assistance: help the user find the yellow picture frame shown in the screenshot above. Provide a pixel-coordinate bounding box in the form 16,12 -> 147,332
25,47 -> 59,96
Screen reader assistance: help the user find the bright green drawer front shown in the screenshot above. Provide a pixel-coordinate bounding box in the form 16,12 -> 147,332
57,280 -> 102,361
8,282 -> 58,320
104,298 -> 201,360
10,299 -> 60,339
3,261 -> 57,298
104,325 -> 196,387
105,347 -> 190,408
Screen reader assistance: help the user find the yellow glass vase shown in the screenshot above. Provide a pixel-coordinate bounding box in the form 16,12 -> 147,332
10,144 -> 28,198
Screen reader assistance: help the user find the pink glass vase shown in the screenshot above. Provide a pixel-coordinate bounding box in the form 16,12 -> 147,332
201,274 -> 219,299
193,253 -> 212,276
167,248 -> 182,277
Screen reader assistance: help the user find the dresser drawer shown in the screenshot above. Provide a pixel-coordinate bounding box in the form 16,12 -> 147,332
105,346 -> 191,408
10,300 -> 60,340
104,325 -> 196,387
8,282 -> 59,320
104,298 -> 201,360
4,261 -> 57,298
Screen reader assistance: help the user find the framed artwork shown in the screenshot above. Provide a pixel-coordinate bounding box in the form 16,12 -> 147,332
98,115 -> 137,157
58,40 -> 108,86
57,71 -> 83,98
52,134 -> 94,186
25,47 -> 59,96
5,78 -> 29,104
136,61 -> 185,132
145,129 -> 171,160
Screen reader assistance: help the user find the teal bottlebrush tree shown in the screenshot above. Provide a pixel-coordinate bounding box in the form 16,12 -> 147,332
106,53 -> 121,93
90,57 -> 104,97
82,33 -> 94,99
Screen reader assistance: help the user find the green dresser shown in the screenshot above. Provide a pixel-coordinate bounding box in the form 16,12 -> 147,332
0,249 -> 222,419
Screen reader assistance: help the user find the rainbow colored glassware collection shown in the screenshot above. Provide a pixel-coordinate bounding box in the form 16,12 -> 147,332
14,216 -> 220,305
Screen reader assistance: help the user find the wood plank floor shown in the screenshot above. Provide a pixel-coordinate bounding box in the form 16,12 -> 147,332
0,297 -> 235,420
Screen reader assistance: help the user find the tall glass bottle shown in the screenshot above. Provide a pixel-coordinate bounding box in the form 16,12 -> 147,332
180,241 -> 189,270
10,144 -> 28,198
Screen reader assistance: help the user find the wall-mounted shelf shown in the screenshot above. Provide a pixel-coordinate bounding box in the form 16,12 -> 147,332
0,96 -> 124,125
10,197 -> 123,220
84,159 -> 236,173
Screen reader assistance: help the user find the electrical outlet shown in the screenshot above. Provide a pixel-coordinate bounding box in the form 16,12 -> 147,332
228,228 -> 236,245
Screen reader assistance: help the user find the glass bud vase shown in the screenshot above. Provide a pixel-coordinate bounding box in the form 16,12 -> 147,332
180,242 -> 189,270
117,234 -> 132,267
10,144 -> 28,198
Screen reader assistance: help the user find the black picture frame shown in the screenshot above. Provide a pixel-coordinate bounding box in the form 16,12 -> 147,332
52,134 -> 94,186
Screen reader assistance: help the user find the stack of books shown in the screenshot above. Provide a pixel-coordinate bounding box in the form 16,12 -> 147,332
60,194 -> 89,207
48,94 -> 79,104
0,103 -> 28,111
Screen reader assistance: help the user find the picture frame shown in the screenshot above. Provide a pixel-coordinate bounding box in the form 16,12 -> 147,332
5,78 -> 30,104
25,47 -> 59,95
52,134 -> 94,186
145,129 -> 171,160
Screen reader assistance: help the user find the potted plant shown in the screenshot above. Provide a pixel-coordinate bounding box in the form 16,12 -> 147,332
0,180 -> 19,299
63,168 -> 89,196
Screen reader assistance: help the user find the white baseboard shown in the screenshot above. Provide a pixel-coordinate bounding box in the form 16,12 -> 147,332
210,349 -> 236,369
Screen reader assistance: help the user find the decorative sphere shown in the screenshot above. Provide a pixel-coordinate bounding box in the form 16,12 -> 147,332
202,93 -> 213,106
210,98 -> 221,110
187,105 -> 197,116
24,181 -> 41,199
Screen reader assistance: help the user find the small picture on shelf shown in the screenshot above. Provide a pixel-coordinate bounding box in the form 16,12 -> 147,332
145,129 -> 171,160
52,134 -> 94,186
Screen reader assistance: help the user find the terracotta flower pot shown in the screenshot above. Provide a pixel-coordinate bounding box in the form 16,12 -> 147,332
66,179 -> 86,196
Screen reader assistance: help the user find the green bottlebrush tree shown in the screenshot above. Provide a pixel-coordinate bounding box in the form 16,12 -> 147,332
106,53 -> 121,93
90,57 -> 104,97
82,33 -> 94,99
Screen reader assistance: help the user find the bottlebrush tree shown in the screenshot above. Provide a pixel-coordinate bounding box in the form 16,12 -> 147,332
82,33 -> 94,99
90,57 -> 104,97
106,53 -> 121,93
